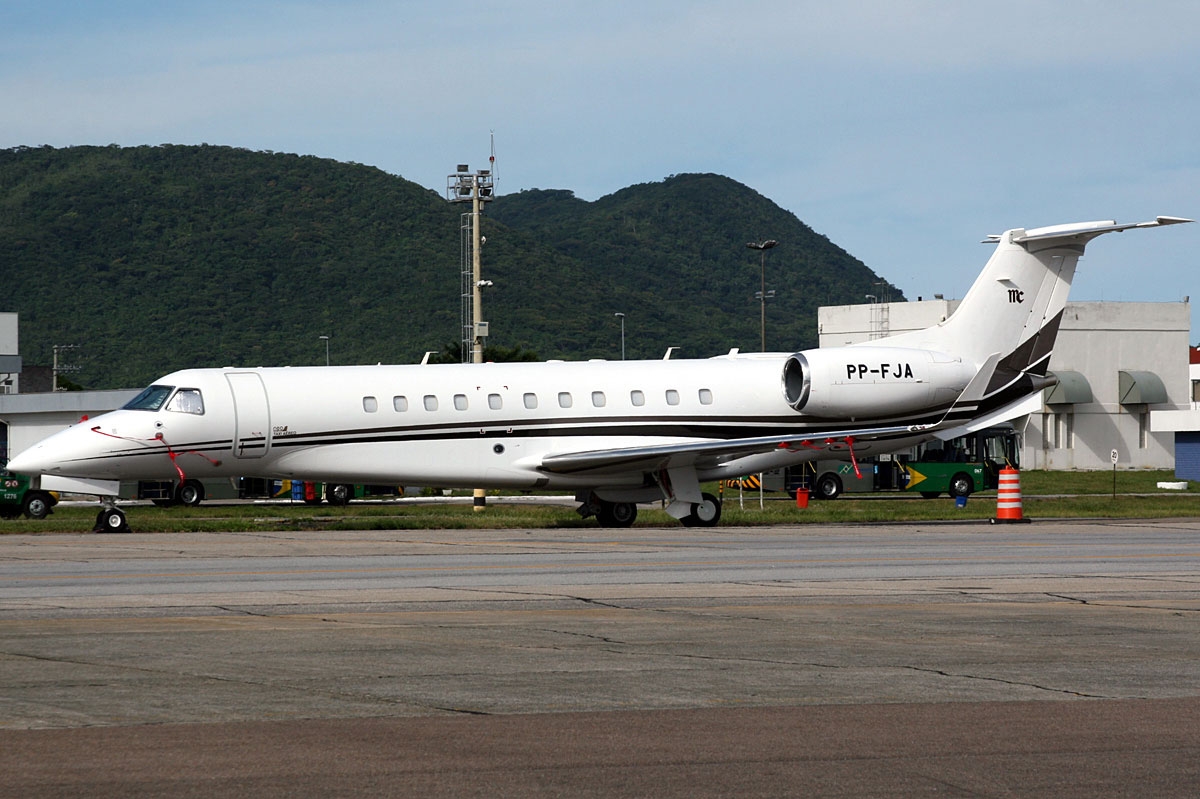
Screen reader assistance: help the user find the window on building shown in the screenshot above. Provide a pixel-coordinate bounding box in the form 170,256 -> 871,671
1053,411 -> 1073,449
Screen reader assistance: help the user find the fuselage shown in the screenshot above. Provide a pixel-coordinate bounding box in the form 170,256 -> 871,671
8,350 -> 960,492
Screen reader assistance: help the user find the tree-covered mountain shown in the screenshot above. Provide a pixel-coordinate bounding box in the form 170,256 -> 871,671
0,145 -> 901,389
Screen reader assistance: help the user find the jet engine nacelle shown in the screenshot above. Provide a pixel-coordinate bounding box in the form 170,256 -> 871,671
782,346 -> 976,419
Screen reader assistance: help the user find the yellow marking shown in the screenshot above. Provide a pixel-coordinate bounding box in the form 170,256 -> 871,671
905,465 -> 927,489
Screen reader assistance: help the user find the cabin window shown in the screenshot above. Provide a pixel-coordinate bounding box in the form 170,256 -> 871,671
166,388 -> 205,415
423,395 -> 438,411
698,388 -> 713,405
362,396 -> 378,413
630,390 -> 645,407
665,389 -> 680,406
123,385 -> 174,411
488,393 -> 503,410
592,391 -> 606,407
523,393 -> 538,409
393,396 -> 408,412
454,394 -> 468,411
558,392 -> 573,408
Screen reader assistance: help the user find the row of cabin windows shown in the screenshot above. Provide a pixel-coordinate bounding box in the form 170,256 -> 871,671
362,388 -> 715,413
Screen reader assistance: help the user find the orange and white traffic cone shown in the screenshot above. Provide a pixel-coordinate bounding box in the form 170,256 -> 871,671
992,467 -> 1030,524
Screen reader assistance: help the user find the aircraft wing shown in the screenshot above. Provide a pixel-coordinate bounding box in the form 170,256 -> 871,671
536,423 -> 928,477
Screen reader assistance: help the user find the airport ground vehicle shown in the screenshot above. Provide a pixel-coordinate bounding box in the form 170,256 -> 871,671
134,478 -> 402,506
901,426 -> 1020,498
737,427 -> 1018,500
0,463 -> 57,519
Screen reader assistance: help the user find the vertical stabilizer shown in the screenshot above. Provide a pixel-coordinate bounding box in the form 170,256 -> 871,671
879,216 -> 1191,403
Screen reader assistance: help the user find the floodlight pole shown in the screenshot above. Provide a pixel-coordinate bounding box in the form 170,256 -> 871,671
746,240 -> 779,351
448,161 -> 495,510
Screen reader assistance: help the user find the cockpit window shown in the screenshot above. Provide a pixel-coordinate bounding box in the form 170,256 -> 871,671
122,385 -> 174,411
166,388 -> 205,415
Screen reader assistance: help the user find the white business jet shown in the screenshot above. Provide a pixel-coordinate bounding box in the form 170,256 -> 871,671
8,216 -> 1190,531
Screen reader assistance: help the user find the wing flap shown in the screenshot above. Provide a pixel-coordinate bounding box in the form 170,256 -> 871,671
536,423 -> 928,476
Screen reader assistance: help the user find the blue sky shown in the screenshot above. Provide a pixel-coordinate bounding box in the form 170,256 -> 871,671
4,1 -> 1197,331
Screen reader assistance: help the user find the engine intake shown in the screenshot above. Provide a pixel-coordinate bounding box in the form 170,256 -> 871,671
781,347 -> 975,418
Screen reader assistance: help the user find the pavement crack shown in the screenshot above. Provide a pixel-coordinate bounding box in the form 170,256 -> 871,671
903,665 -> 1108,698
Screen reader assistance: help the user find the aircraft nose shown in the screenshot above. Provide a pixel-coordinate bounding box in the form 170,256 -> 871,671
6,445 -> 52,476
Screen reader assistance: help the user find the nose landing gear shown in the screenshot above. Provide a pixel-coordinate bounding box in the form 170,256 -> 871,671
92,500 -> 129,534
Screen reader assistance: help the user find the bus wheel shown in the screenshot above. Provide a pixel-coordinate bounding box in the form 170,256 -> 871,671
814,473 -> 843,500
948,473 -> 973,498
176,480 -> 205,507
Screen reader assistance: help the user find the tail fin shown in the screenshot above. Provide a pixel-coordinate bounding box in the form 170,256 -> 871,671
882,216 -> 1191,399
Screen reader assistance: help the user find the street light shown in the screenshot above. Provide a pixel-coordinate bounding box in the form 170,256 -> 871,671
614,313 -> 626,360
319,335 -> 330,366
746,239 -> 779,351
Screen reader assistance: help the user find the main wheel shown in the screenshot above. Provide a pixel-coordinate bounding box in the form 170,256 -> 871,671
814,472 -> 843,500
681,493 -> 722,527
325,483 -> 352,506
596,501 -> 637,528
176,480 -> 205,507
23,491 -> 52,520
948,473 -> 974,498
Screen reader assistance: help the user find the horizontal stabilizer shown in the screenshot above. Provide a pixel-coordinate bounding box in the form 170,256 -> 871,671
984,216 -> 1193,245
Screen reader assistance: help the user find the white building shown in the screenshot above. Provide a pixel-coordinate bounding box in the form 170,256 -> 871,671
819,300 -> 1191,470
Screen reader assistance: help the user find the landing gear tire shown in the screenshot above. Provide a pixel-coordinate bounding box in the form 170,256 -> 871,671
948,473 -> 973,498
325,483 -> 353,506
23,491 -> 53,520
596,501 -> 637,528
94,507 -> 129,534
176,480 -> 205,507
681,492 -> 722,527
814,472 -> 843,500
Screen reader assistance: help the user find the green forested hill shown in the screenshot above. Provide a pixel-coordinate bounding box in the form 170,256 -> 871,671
0,145 -> 900,389
489,174 -> 896,358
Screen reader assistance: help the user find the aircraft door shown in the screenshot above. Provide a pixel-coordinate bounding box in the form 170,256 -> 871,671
225,372 -> 271,459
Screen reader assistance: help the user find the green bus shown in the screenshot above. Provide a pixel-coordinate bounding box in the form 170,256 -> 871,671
902,426 -> 1020,499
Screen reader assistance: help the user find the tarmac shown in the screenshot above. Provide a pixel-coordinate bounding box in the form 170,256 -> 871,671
1,519 -> 1198,796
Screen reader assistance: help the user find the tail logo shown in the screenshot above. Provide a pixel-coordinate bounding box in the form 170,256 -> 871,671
1007,289 -> 1025,304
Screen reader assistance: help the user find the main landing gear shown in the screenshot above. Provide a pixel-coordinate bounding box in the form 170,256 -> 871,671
680,492 -> 722,527
581,492 -> 723,528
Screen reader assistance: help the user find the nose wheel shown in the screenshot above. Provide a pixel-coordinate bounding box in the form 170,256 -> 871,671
93,504 -> 129,534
